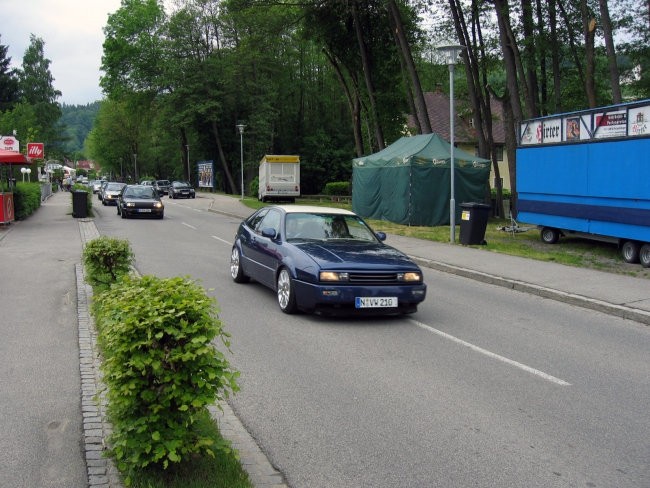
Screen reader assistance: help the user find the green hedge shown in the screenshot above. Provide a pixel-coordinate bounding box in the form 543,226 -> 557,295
93,275 -> 239,473
82,236 -> 134,290
322,181 -> 350,195
12,182 -> 42,220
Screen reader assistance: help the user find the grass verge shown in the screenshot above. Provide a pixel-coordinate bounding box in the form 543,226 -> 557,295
124,409 -> 253,488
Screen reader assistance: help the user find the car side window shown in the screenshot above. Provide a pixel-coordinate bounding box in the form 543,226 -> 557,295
257,209 -> 281,236
247,208 -> 268,231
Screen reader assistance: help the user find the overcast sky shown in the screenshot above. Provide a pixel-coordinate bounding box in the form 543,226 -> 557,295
2,0 -> 122,105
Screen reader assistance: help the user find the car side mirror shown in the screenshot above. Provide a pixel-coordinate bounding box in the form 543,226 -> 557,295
375,231 -> 386,241
261,227 -> 277,239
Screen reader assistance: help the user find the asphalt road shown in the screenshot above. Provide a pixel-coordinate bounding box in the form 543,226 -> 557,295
92,197 -> 650,488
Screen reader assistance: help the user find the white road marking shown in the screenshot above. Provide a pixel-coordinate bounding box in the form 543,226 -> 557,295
182,222 -> 197,230
211,235 -> 231,245
409,319 -> 571,386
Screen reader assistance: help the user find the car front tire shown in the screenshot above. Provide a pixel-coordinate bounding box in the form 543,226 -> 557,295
277,268 -> 298,314
230,247 -> 249,283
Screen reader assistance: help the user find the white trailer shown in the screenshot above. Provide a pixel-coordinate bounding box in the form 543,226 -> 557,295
258,155 -> 300,202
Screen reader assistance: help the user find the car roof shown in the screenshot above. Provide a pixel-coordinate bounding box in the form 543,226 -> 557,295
273,205 -> 355,215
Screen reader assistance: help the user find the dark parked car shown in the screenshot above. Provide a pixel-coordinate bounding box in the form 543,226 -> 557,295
116,185 -> 164,219
168,181 -> 196,199
101,182 -> 126,205
230,205 -> 427,315
153,180 -> 171,195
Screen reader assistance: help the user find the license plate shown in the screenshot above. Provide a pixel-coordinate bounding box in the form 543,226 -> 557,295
138,208 -> 152,213
355,297 -> 398,308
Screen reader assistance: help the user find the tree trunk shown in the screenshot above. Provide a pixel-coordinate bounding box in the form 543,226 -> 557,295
323,48 -> 364,156
599,0 -> 622,103
387,0 -> 431,134
351,0 -> 385,151
580,0 -> 597,107
493,0 -> 524,122
210,120 -> 237,194
521,0 -> 540,116
548,0 -> 562,111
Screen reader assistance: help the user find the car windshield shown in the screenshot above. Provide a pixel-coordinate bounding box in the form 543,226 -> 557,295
124,187 -> 156,199
285,213 -> 377,242
106,183 -> 125,190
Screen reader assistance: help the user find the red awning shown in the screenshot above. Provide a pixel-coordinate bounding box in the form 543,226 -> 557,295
0,149 -> 30,165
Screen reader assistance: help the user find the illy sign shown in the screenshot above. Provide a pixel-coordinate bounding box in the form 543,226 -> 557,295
27,143 -> 44,159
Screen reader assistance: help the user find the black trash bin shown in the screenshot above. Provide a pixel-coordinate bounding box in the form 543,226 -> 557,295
72,190 -> 88,218
459,202 -> 490,245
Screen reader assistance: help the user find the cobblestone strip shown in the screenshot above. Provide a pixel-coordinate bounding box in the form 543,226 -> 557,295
77,219 -> 124,488
77,218 -> 288,488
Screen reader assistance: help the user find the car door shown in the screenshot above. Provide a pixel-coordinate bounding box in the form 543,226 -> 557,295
238,208 -> 269,279
248,208 -> 283,288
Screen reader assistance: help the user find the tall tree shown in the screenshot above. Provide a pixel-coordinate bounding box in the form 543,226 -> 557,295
598,0 -> 622,103
0,35 -> 19,113
16,35 -> 62,148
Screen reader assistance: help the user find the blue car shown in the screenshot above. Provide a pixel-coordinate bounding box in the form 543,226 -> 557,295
230,205 -> 427,315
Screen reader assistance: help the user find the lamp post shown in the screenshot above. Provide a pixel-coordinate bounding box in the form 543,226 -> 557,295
186,145 -> 190,183
437,43 -> 466,243
236,123 -> 246,200
20,167 -> 31,182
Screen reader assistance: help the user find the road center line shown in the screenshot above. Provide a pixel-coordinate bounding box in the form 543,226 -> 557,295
409,319 -> 571,386
182,222 -> 197,230
211,235 -> 231,245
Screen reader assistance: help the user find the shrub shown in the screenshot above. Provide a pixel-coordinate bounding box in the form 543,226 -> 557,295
82,236 -> 134,290
322,181 -> 350,195
13,182 -> 41,219
92,275 -> 240,475
248,176 -> 259,199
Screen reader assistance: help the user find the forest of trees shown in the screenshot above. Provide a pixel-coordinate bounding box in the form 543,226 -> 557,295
1,0 -> 648,205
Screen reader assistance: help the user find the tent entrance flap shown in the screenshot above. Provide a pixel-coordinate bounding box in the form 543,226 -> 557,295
352,134 -> 490,227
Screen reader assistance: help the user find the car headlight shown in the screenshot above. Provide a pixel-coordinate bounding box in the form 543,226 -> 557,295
154,202 -> 163,208
126,202 -> 135,207
320,271 -> 349,282
397,272 -> 422,282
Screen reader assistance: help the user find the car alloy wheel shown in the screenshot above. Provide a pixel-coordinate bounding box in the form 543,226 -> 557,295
230,247 -> 249,283
276,268 -> 297,314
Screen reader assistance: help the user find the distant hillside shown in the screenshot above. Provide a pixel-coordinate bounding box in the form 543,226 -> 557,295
59,102 -> 100,155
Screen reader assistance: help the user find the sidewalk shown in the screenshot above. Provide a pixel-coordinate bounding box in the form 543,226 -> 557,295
200,192 -> 650,325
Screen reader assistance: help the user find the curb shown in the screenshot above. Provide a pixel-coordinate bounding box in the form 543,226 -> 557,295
410,256 -> 650,326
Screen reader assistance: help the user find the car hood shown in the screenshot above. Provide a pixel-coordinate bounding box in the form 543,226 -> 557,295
294,241 -> 418,269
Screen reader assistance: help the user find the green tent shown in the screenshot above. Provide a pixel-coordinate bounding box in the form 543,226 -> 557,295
352,134 -> 490,226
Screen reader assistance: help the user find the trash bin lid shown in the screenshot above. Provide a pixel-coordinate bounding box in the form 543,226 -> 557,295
460,202 -> 490,208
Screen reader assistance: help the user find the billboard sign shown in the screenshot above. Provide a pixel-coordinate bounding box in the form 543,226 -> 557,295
197,160 -> 214,188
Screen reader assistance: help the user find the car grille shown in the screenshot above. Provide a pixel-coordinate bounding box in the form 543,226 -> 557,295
348,272 -> 399,284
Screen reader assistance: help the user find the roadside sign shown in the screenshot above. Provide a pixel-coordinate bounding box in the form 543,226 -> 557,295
1,136 -> 19,151
27,143 -> 44,159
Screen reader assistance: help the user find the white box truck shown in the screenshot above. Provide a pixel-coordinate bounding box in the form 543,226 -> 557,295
258,155 -> 300,202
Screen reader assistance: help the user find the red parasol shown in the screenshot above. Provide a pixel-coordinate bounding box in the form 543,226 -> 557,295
0,149 -> 30,165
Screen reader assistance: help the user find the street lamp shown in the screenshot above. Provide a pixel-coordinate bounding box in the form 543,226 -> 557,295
437,43 -> 466,244
186,145 -> 190,183
20,167 -> 31,182
236,123 -> 246,200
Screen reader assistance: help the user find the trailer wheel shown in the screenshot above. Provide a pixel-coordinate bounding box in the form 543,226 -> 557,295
540,227 -> 560,244
639,244 -> 650,268
621,241 -> 640,263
